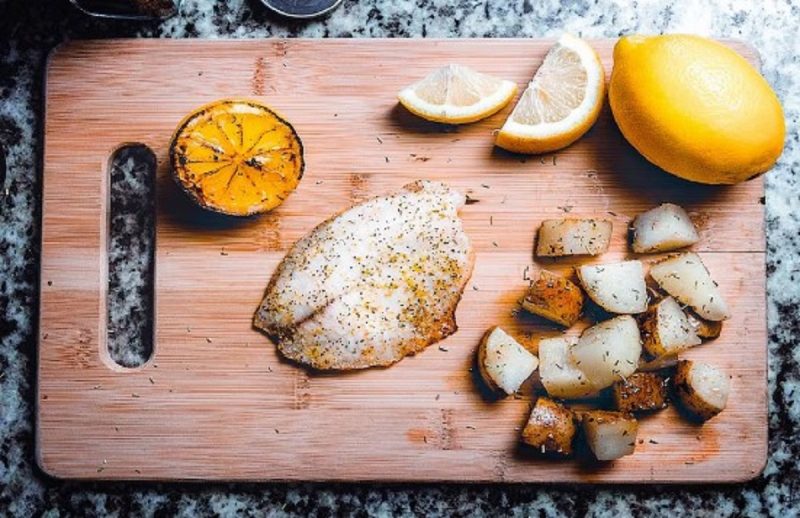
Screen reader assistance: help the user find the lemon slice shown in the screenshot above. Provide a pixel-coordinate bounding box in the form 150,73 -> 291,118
496,35 -> 605,154
398,64 -> 517,124
170,100 -> 304,216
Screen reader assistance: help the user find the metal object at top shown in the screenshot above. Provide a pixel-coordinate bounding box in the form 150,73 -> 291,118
260,0 -> 344,19
68,0 -> 178,20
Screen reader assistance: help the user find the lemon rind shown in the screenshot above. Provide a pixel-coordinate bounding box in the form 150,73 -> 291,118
398,80 -> 518,124
498,34 -> 605,140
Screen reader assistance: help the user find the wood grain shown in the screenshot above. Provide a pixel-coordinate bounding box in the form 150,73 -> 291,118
38,39 -> 767,483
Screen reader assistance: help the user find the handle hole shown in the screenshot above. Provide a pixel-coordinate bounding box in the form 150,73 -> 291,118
106,144 -> 156,368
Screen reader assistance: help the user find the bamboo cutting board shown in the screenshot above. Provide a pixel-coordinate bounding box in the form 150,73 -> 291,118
38,39 -> 767,483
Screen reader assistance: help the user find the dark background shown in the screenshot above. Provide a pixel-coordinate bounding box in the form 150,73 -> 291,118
1,0 -> 798,515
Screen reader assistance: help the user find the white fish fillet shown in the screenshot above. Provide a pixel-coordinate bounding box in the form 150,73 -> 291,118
254,180 -> 474,370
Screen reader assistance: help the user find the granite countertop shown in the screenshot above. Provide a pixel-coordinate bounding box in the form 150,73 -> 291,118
2,0 -> 799,515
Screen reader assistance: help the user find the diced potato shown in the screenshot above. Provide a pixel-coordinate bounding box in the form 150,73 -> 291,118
535,218 -> 612,257
577,261 -> 647,314
477,327 -> 538,395
569,315 -> 642,390
580,410 -> 638,461
521,397 -> 577,455
640,296 -> 701,358
613,372 -> 668,413
521,270 -> 584,327
649,253 -> 730,321
630,203 -> 700,253
686,310 -> 723,339
674,360 -> 730,421
538,336 -> 596,399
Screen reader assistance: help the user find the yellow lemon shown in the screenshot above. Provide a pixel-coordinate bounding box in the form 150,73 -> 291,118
609,34 -> 784,184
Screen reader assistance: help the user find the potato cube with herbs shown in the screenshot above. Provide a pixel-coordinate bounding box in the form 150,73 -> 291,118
613,372 -> 668,413
581,410 -> 639,461
477,327 -> 538,396
521,397 -> 577,456
536,218 -> 612,257
521,269 -> 584,327
640,296 -> 701,358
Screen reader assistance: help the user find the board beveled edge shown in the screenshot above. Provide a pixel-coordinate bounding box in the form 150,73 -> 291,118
36,37 -> 769,484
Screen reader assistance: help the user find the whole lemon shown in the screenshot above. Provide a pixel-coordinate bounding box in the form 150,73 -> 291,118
609,34 -> 785,184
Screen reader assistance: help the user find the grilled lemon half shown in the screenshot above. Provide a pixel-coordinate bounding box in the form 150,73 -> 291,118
170,99 -> 304,216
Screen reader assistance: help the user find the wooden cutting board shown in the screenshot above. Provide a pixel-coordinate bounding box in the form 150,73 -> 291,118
38,39 -> 767,483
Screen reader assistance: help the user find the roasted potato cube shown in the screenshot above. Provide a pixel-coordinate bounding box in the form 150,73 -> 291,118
649,253 -> 730,321
477,327 -> 538,395
521,397 -> 577,455
674,360 -> 730,421
536,218 -> 612,257
630,203 -> 700,253
521,270 -> 584,326
577,260 -> 648,314
640,296 -> 701,358
580,410 -> 639,461
613,372 -> 668,413
569,315 -> 642,390
686,310 -> 723,339
538,336 -> 596,399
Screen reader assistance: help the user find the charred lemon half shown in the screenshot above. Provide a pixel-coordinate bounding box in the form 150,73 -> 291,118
170,100 -> 304,216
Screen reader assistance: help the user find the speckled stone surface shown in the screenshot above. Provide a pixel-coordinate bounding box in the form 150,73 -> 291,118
1,0 -> 799,515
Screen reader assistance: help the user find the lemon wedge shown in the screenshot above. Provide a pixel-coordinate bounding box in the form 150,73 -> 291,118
398,64 -> 517,124
496,34 -> 605,154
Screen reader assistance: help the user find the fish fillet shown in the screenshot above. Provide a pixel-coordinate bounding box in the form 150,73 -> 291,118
254,180 -> 474,370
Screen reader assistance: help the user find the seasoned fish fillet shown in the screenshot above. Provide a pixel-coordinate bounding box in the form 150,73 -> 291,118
254,180 -> 474,370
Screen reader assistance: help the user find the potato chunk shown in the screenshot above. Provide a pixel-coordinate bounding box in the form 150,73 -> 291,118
577,261 -> 647,314
640,296 -> 701,358
521,397 -> 577,455
477,327 -> 538,395
580,410 -> 639,461
674,360 -> 730,421
535,218 -> 612,257
538,336 -> 595,399
570,315 -> 642,390
521,270 -> 584,327
686,310 -> 723,339
613,372 -> 668,413
649,253 -> 730,321
630,203 -> 700,253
